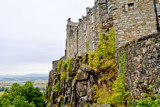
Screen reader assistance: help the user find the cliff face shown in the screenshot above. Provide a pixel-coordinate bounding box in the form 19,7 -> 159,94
46,33 -> 160,107
46,56 -> 115,107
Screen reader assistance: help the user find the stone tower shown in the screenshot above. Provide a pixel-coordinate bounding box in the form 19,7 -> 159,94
66,18 -> 78,58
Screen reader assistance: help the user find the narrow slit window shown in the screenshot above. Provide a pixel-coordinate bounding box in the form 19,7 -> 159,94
92,42 -> 95,50
84,34 -> 86,42
91,14 -> 94,23
108,5 -> 112,13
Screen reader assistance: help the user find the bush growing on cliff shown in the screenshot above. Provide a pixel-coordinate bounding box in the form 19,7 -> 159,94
93,48 -> 127,106
129,94 -> 160,107
109,48 -> 127,106
85,42 -> 89,52
60,71 -> 66,80
57,60 -> 62,73
88,28 -> 115,69
59,59 -> 72,81
93,85 -> 111,105
66,59 -> 72,73
53,81 -> 61,93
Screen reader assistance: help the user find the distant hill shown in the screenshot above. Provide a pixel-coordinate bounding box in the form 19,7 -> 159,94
0,74 -> 48,82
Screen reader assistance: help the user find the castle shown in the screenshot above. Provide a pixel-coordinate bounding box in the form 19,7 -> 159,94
47,1 -> 160,106
64,0 -> 160,59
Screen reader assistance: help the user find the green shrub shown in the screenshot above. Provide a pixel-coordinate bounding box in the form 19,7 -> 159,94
50,96 -> 52,101
48,86 -> 51,92
60,72 -> 66,80
62,61 -> 67,70
85,42 -> 89,52
0,81 -> 44,107
88,28 -> 115,69
88,51 -> 94,67
57,60 -> 62,73
110,74 -> 126,106
158,78 -> 160,84
68,77 -> 72,81
119,48 -> 125,74
66,59 -> 72,73
109,48 -> 127,106
129,94 -> 160,107
94,87 -> 111,105
53,81 -> 61,93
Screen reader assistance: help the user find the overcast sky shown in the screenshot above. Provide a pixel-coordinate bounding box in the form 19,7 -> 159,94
0,0 -> 94,75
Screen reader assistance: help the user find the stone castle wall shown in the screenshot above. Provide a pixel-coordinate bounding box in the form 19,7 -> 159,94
112,0 -> 157,48
116,33 -> 160,99
46,0 -> 160,106
66,0 -> 113,59
65,0 -> 159,59
47,33 -> 160,107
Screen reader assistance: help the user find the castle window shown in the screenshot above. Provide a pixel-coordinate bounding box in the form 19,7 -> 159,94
84,34 -> 86,42
84,22 -> 86,30
92,28 -> 94,37
84,46 -> 86,52
92,42 -> 95,50
91,14 -> 94,23
80,29 -> 82,35
108,5 -> 112,13
156,0 -> 160,3
78,48 -> 80,55
128,3 -> 134,11
156,0 -> 160,16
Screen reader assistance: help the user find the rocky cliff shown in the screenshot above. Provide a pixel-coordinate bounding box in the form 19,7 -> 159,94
46,56 -> 115,107
45,32 -> 160,107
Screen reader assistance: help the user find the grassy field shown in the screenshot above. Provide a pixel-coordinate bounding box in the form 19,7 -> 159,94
0,92 -> 4,97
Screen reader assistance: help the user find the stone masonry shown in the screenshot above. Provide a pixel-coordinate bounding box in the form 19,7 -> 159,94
116,33 -> 160,99
112,0 -> 157,48
65,0 -> 160,59
66,0 -> 113,59
47,0 -> 160,106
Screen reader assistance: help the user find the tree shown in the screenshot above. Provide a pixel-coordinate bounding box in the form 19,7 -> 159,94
0,81 -> 44,107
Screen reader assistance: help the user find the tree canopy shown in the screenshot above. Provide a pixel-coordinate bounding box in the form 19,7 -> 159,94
0,81 -> 44,107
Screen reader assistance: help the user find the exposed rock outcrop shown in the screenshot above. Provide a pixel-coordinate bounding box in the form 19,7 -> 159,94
46,56 -> 114,107
46,33 -> 160,107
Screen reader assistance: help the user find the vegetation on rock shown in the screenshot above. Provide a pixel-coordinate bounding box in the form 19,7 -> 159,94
88,28 -> 115,69
53,80 -> 61,93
